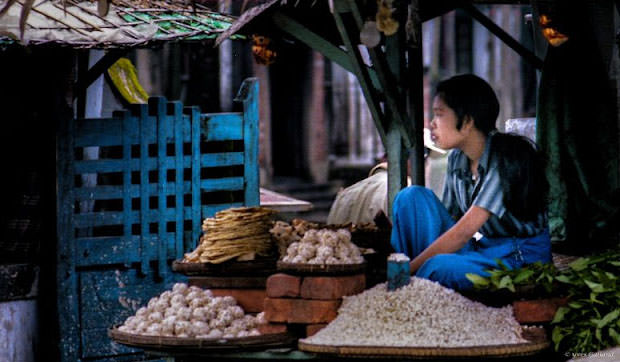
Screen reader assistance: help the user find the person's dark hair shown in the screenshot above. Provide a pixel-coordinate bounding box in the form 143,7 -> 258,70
435,74 -> 499,135
491,133 -> 548,221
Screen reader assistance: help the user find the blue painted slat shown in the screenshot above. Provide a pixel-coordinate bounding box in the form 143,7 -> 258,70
76,236 -> 158,267
74,203 -> 245,266
138,104 -> 150,275
171,102 -> 184,260
73,177 -> 244,201
236,78 -> 260,206
73,152 -> 245,174
77,113 -> 246,147
75,118 -> 146,147
188,106 -> 201,253
57,113 -> 80,362
201,113 -> 243,141
79,269 -> 177,358
122,111 -> 135,253
154,97 -> 169,277
75,232 -> 206,267
202,203 -> 243,218
201,177 -> 244,192
74,205 -> 244,228
58,79 -> 260,361
81,328 -> 138,358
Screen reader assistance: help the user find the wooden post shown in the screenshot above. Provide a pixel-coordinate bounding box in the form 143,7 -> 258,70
218,0 -> 233,111
56,98 -> 79,362
384,0 -> 409,216
1,264 -> 39,362
305,51 -> 329,183
387,125 -> 406,219
235,78 -> 260,206
252,62 -> 273,186
408,0 -> 425,186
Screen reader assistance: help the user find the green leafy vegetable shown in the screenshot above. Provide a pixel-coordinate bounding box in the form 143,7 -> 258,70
465,249 -> 620,354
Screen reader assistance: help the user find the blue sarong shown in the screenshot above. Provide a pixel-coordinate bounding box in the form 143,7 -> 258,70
390,186 -> 551,290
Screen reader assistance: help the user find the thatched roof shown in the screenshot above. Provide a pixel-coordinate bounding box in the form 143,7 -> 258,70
214,0 -> 277,46
0,0 -> 242,48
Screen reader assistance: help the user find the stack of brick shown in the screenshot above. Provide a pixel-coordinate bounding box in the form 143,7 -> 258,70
512,297 -> 569,324
260,273 -> 366,337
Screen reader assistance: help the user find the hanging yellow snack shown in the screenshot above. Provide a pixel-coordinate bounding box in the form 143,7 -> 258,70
107,58 -> 149,104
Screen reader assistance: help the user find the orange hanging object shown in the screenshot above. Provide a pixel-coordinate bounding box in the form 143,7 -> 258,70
538,14 -> 568,47
376,0 -> 399,36
252,34 -> 277,65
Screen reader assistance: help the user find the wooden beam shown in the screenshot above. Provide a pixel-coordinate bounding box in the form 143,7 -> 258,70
407,0 -> 426,187
332,7 -> 388,145
461,3 -> 544,70
73,49 -> 128,101
273,11 -> 351,71
271,11 -> 383,96
382,0 -> 410,211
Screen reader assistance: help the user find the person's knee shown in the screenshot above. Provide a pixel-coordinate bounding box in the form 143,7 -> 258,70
395,186 -> 433,206
416,254 -> 454,279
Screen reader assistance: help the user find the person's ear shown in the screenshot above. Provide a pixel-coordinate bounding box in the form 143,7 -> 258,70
461,115 -> 475,133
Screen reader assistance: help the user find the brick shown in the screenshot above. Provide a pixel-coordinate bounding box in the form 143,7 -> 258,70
513,297 -> 569,323
266,273 -> 301,298
263,298 -> 341,324
305,323 -> 328,337
257,323 -> 288,335
211,289 -> 266,313
300,274 -> 366,300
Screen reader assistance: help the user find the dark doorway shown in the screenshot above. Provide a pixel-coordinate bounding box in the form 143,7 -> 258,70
269,44 -> 311,179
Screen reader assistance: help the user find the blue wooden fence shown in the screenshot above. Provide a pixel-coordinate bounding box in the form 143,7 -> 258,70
55,78 -> 259,361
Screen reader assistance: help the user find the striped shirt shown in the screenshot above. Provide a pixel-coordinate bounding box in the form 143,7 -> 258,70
441,132 -> 546,237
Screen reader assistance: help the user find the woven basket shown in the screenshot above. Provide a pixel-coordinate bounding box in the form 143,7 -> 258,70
298,326 -> 549,358
172,258 -> 277,276
276,261 -> 366,275
108,327 -> 295,352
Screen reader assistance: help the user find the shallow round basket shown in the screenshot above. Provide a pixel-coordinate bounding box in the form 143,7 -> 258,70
108,327 -> 295,352
298,327 -> 549,359
276,261 -> 366,275
172,258 -> 277,276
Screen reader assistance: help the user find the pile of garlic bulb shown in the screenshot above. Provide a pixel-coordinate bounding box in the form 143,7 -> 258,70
281,228 -> 364,265
117,283 -> 266,338
302,277 -> 527,347
270,219 -> 319,256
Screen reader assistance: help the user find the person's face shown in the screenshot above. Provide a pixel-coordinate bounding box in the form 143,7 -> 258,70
430,96 -> 468,150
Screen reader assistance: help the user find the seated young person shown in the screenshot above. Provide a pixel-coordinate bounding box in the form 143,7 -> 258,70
390,74 -> 551,290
